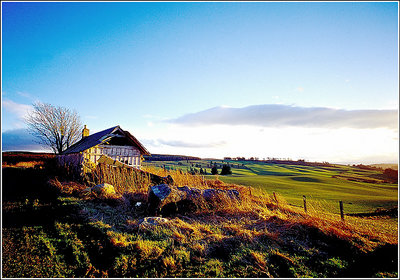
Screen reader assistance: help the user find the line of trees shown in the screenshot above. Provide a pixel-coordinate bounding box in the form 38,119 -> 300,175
186,164 -> 233,176
211,164 -> 232,175
187,167 -> 208,175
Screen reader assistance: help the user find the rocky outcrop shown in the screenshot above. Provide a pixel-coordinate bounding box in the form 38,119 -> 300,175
138,217 -> 169,229
147,184 -> 240,216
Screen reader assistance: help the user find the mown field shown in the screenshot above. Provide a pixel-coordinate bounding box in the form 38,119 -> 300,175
143,160 -> 398,215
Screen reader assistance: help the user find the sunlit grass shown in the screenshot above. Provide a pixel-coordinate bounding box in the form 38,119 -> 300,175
3,157 -> 398,278
144,160 -> 398,214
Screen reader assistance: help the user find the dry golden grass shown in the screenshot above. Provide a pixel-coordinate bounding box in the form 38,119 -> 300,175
89,164 -> 152,194
2,161 -> 45,168
162,256 -> 176,270
49,178 -> 88,196
142,166 -> 209,189
56,163 -> 397,251
273,204 -> 398,249
132,238 -> 165,260
107,231 -> 130,247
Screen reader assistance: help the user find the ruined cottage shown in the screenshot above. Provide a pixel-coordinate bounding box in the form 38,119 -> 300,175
59,125 -> 150,172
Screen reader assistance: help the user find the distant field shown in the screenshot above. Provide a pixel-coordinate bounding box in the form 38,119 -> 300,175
143,160 -> 398,215
369,163 -> 398,170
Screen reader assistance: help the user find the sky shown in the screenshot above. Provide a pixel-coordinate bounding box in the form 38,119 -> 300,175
1,1 -> 399,164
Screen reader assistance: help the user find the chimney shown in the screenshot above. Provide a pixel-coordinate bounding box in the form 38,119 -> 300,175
82,125 -> 89,139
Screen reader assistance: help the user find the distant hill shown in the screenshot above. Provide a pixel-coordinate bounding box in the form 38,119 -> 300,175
369,163 -> 398,170
2,151 -> 56,166
2,151 -> 54,155
143,154 -> 201,161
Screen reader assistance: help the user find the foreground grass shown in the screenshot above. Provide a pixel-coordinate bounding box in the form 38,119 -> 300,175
2,161 -> 398,278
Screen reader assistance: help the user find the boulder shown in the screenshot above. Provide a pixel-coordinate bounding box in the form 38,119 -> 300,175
202,189 -> 225,200
139,217 -> 169,229
91,183 -> 116,196
202,188 -> 240,201
227,189 -> 240,199
177,186 -> 202,200
148,173 -> 174,186
82,187 -> 92,193
163,175 -> 174,185
147,184 -> 187,215
147,184 -> 240,215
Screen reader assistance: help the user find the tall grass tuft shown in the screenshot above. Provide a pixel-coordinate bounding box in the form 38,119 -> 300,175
89,164 -> 151,194
142,166 -> 208,188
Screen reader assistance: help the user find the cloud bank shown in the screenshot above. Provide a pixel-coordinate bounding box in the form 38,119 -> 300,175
2,129 -> 46,151
143,139 -> 227,148
167,104 -> 398,130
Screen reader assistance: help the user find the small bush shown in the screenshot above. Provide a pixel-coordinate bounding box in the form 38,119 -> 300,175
211,166 -> 219,175
220,164 -> 232,175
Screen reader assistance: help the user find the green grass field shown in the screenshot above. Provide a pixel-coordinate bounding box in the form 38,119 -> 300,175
143,160 -> 398,215
3,155 -> 398,278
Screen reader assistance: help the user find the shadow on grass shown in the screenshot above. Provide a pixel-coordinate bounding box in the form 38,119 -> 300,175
290,176 -> 321,183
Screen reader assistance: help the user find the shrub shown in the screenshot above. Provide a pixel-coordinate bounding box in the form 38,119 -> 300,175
383,168 -> 398,183
220,164 -> 232,175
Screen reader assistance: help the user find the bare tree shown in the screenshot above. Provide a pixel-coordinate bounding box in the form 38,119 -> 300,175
25,102 -> 83,154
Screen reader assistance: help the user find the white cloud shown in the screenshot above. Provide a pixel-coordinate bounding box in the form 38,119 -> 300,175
2,99 -> 33,120
143,138 -> 227,149
167,104 -> 398,130
137,122 -> 398,164
129,105 -> 399,164
16,91 -> 38,101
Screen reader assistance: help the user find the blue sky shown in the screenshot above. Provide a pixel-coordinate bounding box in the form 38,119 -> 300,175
2,2 -> 398,164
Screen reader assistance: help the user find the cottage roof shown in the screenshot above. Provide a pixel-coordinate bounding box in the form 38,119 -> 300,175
61,125 -> 150,155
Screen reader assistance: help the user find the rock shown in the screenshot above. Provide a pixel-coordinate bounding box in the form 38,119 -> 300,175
147,184 -> 187,215
91,183 -> 116,196
202,189 -> 225,200
177,186 -> 202,200
139,217 -> 169,229
163,175 -> 174,185
147,184 -> 240,215
227,189 -> 240,199
149,184 -> 172,201
203,188 -> 240,201
148,173 -> 175,186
